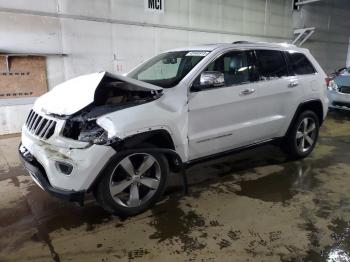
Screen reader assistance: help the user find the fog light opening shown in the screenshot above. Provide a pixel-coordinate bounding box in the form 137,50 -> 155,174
55,161 -> 73,175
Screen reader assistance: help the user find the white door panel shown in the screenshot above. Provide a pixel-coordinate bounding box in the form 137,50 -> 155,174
188,82 -> 260,160
187,49 -> 305,161
252,76 -> 302,139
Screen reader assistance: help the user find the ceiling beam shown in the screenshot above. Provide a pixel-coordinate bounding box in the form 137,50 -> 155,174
295,0 -> 322,6
292,27 -> 316,46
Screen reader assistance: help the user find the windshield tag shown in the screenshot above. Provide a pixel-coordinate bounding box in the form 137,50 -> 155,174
186,51 -> 209,57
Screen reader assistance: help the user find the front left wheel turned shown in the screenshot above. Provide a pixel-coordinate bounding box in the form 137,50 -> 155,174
95,150 -> 169,216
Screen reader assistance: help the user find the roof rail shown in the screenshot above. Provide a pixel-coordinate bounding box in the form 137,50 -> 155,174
232,41 -> 253,44
233,41 -> 298,48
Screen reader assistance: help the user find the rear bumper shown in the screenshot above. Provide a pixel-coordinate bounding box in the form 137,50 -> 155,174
19,144 -> 85,204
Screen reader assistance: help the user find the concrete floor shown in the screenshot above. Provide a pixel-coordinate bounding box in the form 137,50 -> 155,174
0,111 -> 350,262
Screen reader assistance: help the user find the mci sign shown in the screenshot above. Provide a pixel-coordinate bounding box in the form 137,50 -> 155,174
145,0 -> 164,13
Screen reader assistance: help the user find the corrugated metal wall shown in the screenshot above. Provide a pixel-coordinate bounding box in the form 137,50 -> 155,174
0,0 -> 349,134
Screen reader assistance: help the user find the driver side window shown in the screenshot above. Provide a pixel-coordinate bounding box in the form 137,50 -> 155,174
204,51 -> 253,86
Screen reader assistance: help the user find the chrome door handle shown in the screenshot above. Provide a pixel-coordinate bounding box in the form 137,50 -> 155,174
288,82 -> 299,88
240,88 -> 255,96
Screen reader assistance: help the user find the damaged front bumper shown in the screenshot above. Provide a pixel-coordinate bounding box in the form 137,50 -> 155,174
19,144 -> 86,204
20,125 -> 116,203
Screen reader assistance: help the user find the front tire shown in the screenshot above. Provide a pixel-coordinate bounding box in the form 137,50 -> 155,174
95,149 -> 169,216
283,110 -> 320,159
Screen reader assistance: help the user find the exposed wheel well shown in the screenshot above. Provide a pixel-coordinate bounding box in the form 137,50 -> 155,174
142,131 -> 175,150
117,130 -> 175,150
286,100 -> 324,136
89,130 -> 179,193
298,100 -> 324,125
112,130 -> 179,172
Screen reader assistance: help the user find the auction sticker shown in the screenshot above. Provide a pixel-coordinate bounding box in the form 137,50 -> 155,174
186,51 -> 210,57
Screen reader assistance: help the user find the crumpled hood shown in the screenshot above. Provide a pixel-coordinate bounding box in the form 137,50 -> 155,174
33,71 -> 162,116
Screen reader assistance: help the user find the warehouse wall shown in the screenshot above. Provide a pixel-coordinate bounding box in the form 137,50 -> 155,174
293,0 -> 350,74
0,0 -> 294,135
0,0 -> 294,84
347,37 -> 350,67
0,0 -> 349,135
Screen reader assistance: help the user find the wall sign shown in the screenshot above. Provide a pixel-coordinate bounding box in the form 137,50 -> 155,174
144,0 -> 164,13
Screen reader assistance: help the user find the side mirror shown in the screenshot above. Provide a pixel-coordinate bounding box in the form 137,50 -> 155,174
192,71 -> 225,91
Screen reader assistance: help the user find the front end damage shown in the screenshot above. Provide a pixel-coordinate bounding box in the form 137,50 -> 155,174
59,73 -> 163,145
20,72 -> 164,203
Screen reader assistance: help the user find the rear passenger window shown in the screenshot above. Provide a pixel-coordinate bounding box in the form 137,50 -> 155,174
287,52 -> 316,75
255,50 -> 288,80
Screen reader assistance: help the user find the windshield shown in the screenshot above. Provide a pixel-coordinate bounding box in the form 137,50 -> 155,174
128,51 -> 210,88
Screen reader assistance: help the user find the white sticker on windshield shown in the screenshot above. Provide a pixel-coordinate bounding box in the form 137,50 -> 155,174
186,51 -> 210,57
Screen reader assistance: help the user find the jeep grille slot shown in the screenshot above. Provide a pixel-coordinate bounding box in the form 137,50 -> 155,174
25,110 -> 56,140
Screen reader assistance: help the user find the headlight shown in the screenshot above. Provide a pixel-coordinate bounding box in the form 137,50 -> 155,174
63,118 -> 120,145
78,122 -> 108,145
328,80 -> 339,91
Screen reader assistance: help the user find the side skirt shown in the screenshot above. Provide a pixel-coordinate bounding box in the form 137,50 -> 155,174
184,137 -> 283,168
88,137 -> 283,194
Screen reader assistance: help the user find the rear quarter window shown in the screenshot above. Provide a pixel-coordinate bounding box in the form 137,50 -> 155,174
286,52 -> 316,75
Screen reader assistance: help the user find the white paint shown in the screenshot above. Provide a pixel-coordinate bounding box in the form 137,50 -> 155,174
21,126 -> 116,191
0,104 -> 32,135
34,72 -> 105,116
34,71 -> 162,116
21,43 -> 328,193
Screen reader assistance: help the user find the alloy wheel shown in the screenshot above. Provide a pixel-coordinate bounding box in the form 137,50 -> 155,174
109,153 -> 161,208
296,117 -> 317,153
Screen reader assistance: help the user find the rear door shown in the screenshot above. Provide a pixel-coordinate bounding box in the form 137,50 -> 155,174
249,49 -> 303,140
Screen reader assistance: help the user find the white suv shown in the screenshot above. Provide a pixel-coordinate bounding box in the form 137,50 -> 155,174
19,42 -> 329,216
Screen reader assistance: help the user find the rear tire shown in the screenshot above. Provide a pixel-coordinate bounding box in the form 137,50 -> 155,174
282,110 -> 320,159
95,146 -> 169,216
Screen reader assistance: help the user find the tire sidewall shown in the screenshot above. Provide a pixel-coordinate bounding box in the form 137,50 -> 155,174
289,110 -> 320,158
96,150 -> 169,216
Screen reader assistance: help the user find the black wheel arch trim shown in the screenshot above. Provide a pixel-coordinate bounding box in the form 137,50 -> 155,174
87,147 -> 183,193
286,99 -> 324,137
110,129 -> 176,151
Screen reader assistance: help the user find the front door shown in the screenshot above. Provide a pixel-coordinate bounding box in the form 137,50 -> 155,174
187,50 -> 261,160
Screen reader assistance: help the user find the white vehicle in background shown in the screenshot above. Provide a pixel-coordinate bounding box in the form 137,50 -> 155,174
19,42 -> 328,216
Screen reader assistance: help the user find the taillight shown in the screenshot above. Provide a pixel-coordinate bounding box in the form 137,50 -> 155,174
325,77 -> 332,87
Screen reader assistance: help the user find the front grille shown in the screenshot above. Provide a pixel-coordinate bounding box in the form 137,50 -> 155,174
25,110 -> 56,140
339,86 -> 350,94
